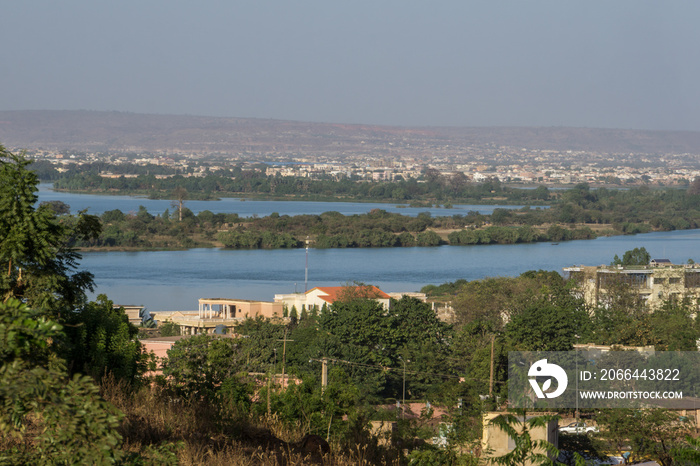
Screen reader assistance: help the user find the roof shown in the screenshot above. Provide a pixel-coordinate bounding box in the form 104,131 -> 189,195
140,335 -> 190,343
309,285 -> 391,303
651,258 -> 672,264
199,298 -> 278,304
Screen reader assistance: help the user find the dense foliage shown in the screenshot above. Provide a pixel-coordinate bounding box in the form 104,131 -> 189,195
0,150 -> 100,314
53,165 -> 547,204
45,175 -> 700,252
0,149 -> 154,463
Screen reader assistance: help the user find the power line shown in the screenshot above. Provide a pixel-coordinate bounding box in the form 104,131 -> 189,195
310,357 -> 505,384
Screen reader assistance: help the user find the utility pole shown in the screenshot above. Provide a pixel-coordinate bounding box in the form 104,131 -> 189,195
309,357 -> 330,394
402,358 -> 407,419
273,348 -> 277,385
489,334 -> 495,398
267,371 -> 272,416
277,328 -> 293,388
321,357 -> 328,394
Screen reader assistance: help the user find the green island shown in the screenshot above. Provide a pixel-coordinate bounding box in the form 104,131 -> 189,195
47,184 -> 700,252
30,158 -> 700,251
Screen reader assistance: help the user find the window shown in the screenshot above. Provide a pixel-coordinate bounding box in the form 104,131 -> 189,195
685,273 -> 700,288
600,272 -> 649,289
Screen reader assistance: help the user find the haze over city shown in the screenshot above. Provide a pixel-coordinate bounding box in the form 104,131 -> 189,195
3,1 -> 700,131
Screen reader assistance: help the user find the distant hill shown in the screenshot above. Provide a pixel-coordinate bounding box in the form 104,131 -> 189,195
1,110 -> 700,156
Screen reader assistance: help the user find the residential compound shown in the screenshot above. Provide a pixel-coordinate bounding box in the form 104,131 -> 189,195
151,298 -> 284,335
150,286 -> 420,335
563,260 -> 700,308
274,285 -> 392,311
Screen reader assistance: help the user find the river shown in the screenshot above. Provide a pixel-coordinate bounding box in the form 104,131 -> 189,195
37,185 -> 698,312
37,183 -> 544,217
77,230 -> 700,311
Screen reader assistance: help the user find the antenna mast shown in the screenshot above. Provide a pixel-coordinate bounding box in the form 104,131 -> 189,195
305,236 -> 309,292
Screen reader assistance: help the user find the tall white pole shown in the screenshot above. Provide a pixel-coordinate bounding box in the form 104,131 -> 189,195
305,236 -> 309,292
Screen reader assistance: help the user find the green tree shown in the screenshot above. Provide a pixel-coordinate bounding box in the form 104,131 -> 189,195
0,147 -> 99,314
317,298 -> 396,398
611,247 -> 651,266
450,272 -> 567,331
163,334 -> 246,403
316,294 -> 454,400
505,292 -> 591,352
673,435 -> 700,466
232,316 -> 284,372
643,299 -> 700,350
159,320 -> 182,337
39,200 -> 71,215
260,368 -> 360,438
486,413 -> 565,466
596,408 -> 693,466
62,294 -> 145,385
416,230 -> 443,246
289,305 -> 299,324
0,299 -> 123,464
389,297 -> 454,396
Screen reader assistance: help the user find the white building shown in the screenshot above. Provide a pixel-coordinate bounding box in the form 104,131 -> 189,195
274,285 -> 391,311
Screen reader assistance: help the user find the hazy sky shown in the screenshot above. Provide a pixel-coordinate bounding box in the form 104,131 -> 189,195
3,1 -> 699,130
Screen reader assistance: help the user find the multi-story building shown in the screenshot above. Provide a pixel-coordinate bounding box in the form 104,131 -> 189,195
563,261 -> 700,309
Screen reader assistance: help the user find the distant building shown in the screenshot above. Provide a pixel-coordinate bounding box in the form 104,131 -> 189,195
198,298 -> 283,320
563,262 -> 700,308
114,304 -> 144,326
573,343 -> 655,358
275,285 -> 392,311
151,298 -> 283,335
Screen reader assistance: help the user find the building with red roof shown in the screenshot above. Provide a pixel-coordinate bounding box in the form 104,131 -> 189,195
274,285 -> 391,311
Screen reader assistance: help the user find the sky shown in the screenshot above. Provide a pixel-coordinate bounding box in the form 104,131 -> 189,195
2,1 -> 699,131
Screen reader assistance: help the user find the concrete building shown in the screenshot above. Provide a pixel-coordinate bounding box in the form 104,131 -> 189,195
563,261 -> 700,308
274,285 -> 392,311
115,304 -> 144,326
482,412 -> 558,465
198,298 -> 283,320
151,298 -> 283,335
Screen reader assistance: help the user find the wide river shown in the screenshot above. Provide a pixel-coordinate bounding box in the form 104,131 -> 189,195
38,185 -> 700,312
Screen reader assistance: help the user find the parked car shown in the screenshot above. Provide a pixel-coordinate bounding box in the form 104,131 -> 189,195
558,421 -> 599,434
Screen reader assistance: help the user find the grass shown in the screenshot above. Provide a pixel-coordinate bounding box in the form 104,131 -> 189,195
99,375 -> 406,465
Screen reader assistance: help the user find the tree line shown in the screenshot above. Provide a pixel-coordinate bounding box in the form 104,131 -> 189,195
62,204 -> 602,250
45,175 -> 700,251
51,163 -> 549,203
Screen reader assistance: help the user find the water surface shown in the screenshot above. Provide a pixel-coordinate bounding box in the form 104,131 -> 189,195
79,229 -> 700,311
38,183 -> 543,217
